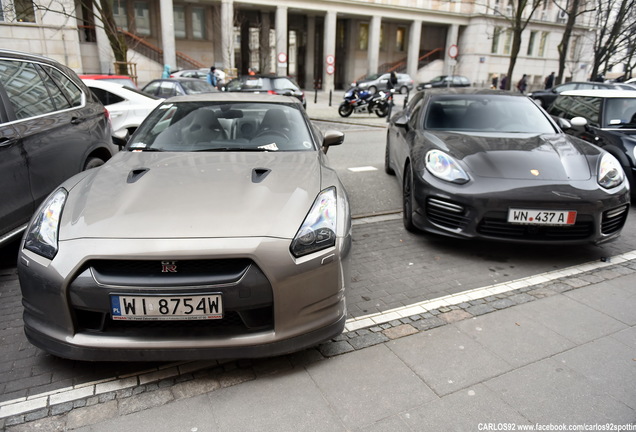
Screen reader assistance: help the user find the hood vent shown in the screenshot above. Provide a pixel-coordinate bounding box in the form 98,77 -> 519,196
252,168 -> 271,183
127,168 -> 149,184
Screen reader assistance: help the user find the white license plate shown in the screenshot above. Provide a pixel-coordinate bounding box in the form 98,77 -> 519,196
110,294 -> 222,321
507,208 -> 577,226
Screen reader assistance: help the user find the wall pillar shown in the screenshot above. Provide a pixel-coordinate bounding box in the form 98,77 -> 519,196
323,10 -> 337,93
159,0 -> 176,71
444,23 -> 459,74
275,6 -> 288,76
368,15 -> 381,75
407,19 -> 422,80
221,0 -> 234,72
305,15 -> 316,89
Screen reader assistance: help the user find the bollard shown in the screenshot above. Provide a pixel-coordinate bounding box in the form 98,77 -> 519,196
314,88 -> 317,104
329,90 -> 332,107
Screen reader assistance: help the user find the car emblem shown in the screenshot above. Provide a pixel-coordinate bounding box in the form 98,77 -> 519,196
530,169 -> 540,176
161,261 -> 177,273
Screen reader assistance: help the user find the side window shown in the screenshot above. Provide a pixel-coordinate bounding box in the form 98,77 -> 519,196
408,99 -> 423,130
90,87 -> 124,106
0,59 -> 56,120
548,95 -> 575,118
36,64 -> 73,111
556,83 -> 576,93
143,82 -> 160,95
568,96 -> 601,126
42,66 -> 83,107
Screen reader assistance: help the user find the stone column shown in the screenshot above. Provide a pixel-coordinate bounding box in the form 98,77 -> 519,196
159,0 -> 176,72
93,3 -> 113,74
221,0 -> 234,72
305,15 -> 316,89
323,10 -> 337,92
275,6 -> 288,76
407,19 -> 422,80
259,12 -> 271,74
444,23 -> 459,75
368,15 -> 381,75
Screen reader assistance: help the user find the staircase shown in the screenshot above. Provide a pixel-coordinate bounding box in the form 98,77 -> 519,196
121,30 -> 205,70
357,47 -> 443,80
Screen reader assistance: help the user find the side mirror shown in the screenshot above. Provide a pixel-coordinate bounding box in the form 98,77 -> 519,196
570,116 -> 588,130
394,114 -> 408,128
112,135 -> 127,150
322,130 -> 344,154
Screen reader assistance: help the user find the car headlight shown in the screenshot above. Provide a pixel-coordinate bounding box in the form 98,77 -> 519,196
290,187 -> 337,258
425,150 -> 470,184
24,188 -> 67,260
597,153 -> 625,189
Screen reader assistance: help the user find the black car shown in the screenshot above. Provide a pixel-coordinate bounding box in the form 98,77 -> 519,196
0,49 -> 118,246
528,81 -> 636,108
548,89 -> 636,197
141,77 -> 217,98
223,75 -> 306,108
385,88 -> 630,244
416,75 -> 471,91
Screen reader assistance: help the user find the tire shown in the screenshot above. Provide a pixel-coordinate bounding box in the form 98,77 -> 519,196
384,140 -> 395,175
402,164 -> 418,232
368,86 -> 377,94
399,86 -> 408,94
535,98 -> 545,107
338,103 -> 353,117
83,157 -> 105,170
375,103 -> 390,118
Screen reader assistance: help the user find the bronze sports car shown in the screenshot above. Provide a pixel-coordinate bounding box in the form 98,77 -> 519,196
18,93 -> 351,361
385,89 -> 630,244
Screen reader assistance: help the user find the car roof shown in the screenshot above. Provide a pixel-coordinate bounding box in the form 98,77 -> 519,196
0,49 -> 59,64
423,88 -> 520,96
559,89 -> 636,98
79,74 -> 133,80
159,92 -> 304,105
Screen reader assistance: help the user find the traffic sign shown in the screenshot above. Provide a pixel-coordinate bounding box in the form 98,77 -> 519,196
277,52 -> 287,64
326,64 -> 335,75
448,44 -> 459,59
326,55 -> 335,65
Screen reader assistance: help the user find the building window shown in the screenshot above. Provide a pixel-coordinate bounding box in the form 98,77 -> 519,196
570,35 -> 580,59
0,0 -> 5,21
15,0 -> 36,22
192,7 -> 205,40
359,23 -> 368,50
113,0 -> 127,30
491,27 -> 501,53
503,29 -> 513,55
538,31 -> 548,57
527,31 -> 537,56
396,27 -> 406,52
174,6 -> 185,39
134,1 -> 150,36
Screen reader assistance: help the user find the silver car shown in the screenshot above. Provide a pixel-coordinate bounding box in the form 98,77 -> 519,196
352,72 -> 414,94
18,93 -> 351,361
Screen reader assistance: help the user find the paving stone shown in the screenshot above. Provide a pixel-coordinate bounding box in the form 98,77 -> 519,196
411,317 -> 446,331
50,401 -> 73,416
508,293 -> 535,305
383,324 -> 419,340
491,298 -> 515,310
465,303 -> 496,316
349,332 -> 390,349
439,309 -> 472,324
117,389 -> 174,416
218,367 -> 257,388
5,415 -> 66,432
66,400 -> 118,430
318,340 -> 355,357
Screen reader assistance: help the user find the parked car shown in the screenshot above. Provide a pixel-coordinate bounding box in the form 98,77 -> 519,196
0,49 -> 118,247
352,72 -> 414,94
141,77 -> 217,98
385,88 -> 629,244
417,75 -> 471,91
78,74 -> 138,90
528,81 -> 636,108
170,68 -> 209,80
547,89 -> 636,197
83,79 -> 162,138
17,92 -> 351,361
223,75 -> 306,108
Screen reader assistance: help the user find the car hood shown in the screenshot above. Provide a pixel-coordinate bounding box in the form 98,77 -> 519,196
60,151 -> 323,240
425,132 -> 595,181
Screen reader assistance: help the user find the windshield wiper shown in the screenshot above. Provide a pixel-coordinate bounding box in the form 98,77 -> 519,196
194,147 -> 270,152
129,147 -> 165,152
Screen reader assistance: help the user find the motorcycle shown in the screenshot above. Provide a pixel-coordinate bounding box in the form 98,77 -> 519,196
338,87 -> 391,118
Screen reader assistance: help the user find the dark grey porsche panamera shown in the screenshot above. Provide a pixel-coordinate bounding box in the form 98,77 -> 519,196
385,89 -> 630,244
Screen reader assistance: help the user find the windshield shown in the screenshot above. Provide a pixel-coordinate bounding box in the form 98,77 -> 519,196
128,101 -> 315,152
424,95 -> 557,133
180,80 -> 216,94
604,98 -> 636,128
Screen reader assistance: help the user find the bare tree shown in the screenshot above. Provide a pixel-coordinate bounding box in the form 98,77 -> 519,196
553,0 -> 595,85
589,0 -> 636,80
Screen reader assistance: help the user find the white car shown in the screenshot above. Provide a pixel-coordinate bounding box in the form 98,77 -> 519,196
83,79 -> 162,138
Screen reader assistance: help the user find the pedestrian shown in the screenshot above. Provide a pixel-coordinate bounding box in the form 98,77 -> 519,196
161,64 -> 170,79
499,74 -> 507,90
544,71 -> 555,89
387,71 -> 398,92
491,74 -> 499,89
517,74 -> 528,94
207,66 -> 218,87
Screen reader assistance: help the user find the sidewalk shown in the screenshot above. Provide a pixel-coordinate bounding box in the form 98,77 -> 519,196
2,255 -> 635,431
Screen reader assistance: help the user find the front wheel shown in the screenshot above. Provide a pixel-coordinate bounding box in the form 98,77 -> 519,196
385,140 -> 395,175
403,164 -> 418,232
399,86 -> 408,95
338,103 -> 353,117
83,157 -> 105,170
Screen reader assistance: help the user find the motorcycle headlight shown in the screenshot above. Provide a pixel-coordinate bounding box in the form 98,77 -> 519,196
425,150 -> 470,184
597,153 -> 624,189
24,188 -> 67,260
290,187 -> 337,258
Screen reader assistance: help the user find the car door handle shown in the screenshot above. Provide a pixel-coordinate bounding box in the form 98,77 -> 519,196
71,117 -> 86,125
0,137 -> 17,147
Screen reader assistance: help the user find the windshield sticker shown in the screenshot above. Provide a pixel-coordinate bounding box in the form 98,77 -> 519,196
302,141 -> 312,149
258,143 -> 279,151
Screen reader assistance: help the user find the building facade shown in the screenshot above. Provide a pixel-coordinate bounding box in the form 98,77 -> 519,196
0,0 -> 595,91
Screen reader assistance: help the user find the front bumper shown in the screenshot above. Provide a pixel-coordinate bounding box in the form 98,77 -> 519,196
18,235 -> 350,361
411,173 -> 630,245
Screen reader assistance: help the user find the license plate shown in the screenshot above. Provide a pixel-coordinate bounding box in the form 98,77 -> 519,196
507,208 -> 577,226
110,294 -> 222,321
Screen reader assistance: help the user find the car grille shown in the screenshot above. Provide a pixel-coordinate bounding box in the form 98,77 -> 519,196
477,212 -> 594,240
601,205 -> 628,235
425,198 -> 470,230
70,258 -> 274,336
